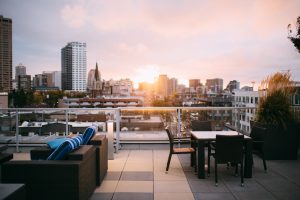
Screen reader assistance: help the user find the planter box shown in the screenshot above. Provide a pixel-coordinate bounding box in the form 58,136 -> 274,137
251,121 -> 299,160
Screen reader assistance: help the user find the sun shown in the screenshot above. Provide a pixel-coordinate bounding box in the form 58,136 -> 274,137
132,65 -> 160,88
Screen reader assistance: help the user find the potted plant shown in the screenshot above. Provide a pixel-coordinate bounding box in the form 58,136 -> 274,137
252,71 -> 298,160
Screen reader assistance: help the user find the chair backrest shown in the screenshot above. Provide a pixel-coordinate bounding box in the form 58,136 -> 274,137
216,135 -> 244,164
250,124 -> 266,142
191,120 -> 212,131
165,126 -> 174,152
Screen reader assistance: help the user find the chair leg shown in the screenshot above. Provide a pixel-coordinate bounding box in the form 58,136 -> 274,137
166,153 -> 172,171
215,161 -> 218,186
241,162 -> 244,187
261,152 -> 267,172
208,145 -> 211,176
191,152 -> 195,167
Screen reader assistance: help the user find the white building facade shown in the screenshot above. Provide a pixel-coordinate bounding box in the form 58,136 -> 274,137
61,42 -> 87,91
232,90 -> 259,134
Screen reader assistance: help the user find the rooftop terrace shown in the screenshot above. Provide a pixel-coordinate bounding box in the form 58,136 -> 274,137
4,146 -> 300,200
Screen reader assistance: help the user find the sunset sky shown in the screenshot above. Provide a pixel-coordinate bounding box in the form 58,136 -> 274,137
1,0 -> 300,88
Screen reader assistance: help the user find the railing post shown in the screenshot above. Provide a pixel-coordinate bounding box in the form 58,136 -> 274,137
65,109 -> 69,136
115,108 -> 120,153
177,108 -> 181,135
15,110 -> 20,152
177,108 -> 181,148
107,120 -> 114,160
237,108 -> 241,134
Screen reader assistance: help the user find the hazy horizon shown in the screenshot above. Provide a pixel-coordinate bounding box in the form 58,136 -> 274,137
1,0 -> 300,89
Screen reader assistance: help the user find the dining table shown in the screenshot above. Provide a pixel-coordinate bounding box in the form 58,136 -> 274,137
191,131 -> 253,179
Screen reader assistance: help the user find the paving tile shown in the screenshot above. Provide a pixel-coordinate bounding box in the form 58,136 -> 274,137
194,192 -> 236,200
255,174 -> 300,192
115,181 -> 153,193
120,171 -> 153,181
94,181 -> 118,193
224,179 -> 267,192
272,189 -> 300,200
232,191 -> 276,200
154,192 -> 195,200
188,179 -> 229,193
105,172 -> 122,181
113,192 -> 153,200
154,168 -> 187,181
108,161 -> 126,171
154,180 -> 192,193
123,161 -> 153,171
90,192 -> 114,200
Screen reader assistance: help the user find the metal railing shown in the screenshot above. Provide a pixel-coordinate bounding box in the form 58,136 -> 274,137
0,106 -> 263,152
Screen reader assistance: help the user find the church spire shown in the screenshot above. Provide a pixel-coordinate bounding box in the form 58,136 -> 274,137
94,62 -> 100,81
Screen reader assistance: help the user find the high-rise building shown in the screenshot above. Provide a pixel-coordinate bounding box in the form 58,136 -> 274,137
52,71 -> 61,89
206,78 -> 223,93
226,80 -> 240,92
168,78 -> 178,96
0,16 -> 12,92
157,74 -> 169,97
42,71 -> 54,87
33,74 -> 47,87
61,42 -> 87,91
18,75 -> 31,91
15,63 -> 26,80
189,79 -> 201,89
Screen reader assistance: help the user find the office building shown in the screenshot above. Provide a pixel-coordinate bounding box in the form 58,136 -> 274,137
226,80 -> 240,92
52,71 -> 61,89
17,75 -> 31,91
206,78 -> 223,93
15,63 -> 26,80
168,78 -> 178,96
0,16 -> 12,92
189,79 -> 201,89
157,74 -> 169,97
61,42 -> 87,91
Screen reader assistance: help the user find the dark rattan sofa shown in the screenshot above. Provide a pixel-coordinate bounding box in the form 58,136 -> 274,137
30,134 -> 108,186
1,145 -> 96,200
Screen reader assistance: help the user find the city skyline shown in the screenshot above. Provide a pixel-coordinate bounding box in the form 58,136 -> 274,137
1,0 -> 300,89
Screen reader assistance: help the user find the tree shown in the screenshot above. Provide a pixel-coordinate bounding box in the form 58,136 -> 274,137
288,16 -> 300,53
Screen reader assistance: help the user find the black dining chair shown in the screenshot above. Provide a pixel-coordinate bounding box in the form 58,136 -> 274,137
250,125 -> 267,172
191,120 -> 212,131
211,134 -> 245,186
165,126 -> 196,172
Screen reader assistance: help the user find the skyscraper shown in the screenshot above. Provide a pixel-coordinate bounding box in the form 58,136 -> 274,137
157,74 -> 169,97
206,78 -> 223,93
15,63 -> 26,80
0,16 -> 12,92
61,42 -> 87,91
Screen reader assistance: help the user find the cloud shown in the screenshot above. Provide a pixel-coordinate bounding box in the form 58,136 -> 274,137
61,4 -> 88,28
118,42 -> 149,54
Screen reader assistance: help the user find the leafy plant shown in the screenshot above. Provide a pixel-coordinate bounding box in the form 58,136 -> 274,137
256,72 -> 296,130
288,16 -> 300,53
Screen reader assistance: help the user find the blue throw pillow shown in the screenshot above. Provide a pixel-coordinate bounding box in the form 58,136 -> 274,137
82,126 -> 96,145
47,138 -> 68,149
47,135 -> 83,160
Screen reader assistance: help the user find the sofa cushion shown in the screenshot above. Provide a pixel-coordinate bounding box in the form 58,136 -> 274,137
82,126 -> 96,145
47,135 -> 83,160
47,137 -> 68,149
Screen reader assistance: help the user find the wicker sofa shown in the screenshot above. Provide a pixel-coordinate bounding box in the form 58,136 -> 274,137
30,134 -> 108,186
1,145 -> 96,200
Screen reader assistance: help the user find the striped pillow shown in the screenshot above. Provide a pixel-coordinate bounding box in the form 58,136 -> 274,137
47,135 -> 83,160
82,126 -> 96,145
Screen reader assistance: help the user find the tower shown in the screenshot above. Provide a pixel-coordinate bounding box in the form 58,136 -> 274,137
0,16 -> 12,92
61,42 -> 87,91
